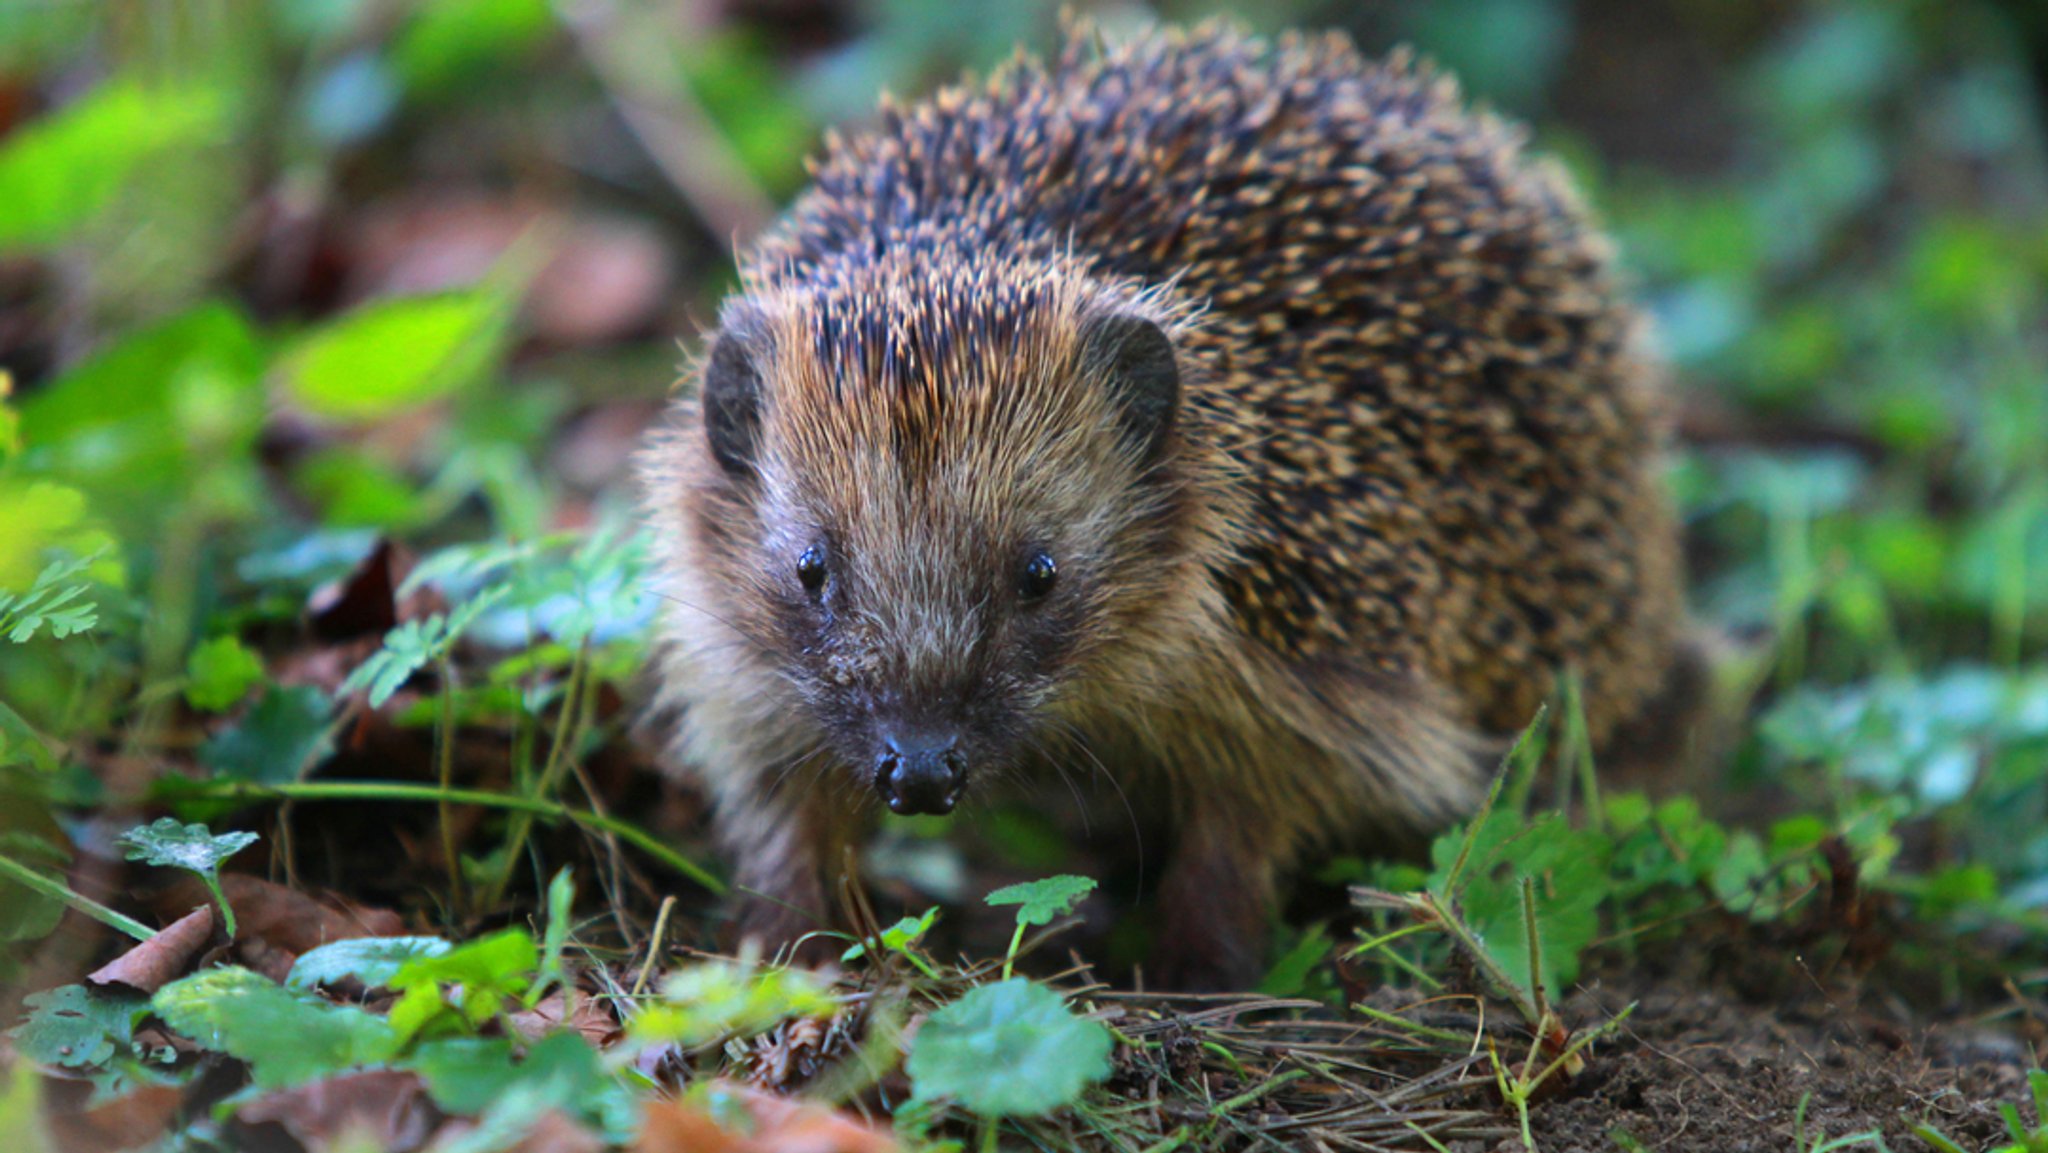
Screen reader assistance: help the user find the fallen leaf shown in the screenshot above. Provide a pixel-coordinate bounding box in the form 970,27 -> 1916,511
308,538 -> 400,642
230,1068 -> 442,1153
506,991 -> 618,1048
636,1083 -> 898,1153
84,906 -> 214,995
38,1075 -> 184,1153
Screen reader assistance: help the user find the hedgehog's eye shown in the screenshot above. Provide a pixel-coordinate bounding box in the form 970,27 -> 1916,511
796,545 -> 828,594
1018,551 -> 1058,602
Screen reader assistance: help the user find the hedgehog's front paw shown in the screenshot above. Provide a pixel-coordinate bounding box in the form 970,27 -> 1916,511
1149,828 -> 1277,992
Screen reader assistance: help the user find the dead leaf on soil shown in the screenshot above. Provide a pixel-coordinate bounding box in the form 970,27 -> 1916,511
636,1083 -> 898,1153
83,906 -> 214,995
508,990 -> 619,1048
231,1068 -> 442,1153
37,1075 -> 185,1153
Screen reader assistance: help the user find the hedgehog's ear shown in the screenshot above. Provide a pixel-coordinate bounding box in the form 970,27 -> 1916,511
1082,313 -> 1179,463
701,322 -> 766,478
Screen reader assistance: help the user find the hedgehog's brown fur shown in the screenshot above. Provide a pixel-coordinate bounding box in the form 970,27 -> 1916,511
639,21 -> 1695,989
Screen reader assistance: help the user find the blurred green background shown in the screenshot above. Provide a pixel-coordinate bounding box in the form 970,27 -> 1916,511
3,0 -> 2048,921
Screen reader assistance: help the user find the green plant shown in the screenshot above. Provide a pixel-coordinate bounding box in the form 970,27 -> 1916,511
1915,1070 -> 2048,1153
115,818 -> 257,937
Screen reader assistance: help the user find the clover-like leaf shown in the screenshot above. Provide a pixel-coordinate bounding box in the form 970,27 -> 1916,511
117,818 -> 257,877
907,978 -> 1112,1118
117,818 -> 258,937
985,875 -> 1096,928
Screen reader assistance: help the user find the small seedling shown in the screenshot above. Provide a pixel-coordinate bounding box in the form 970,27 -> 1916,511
985,874 -> 1096,979
1915,1070 -> 2048,1153
116,818 -> 258,937
1791,1090 -> 1891,1151
842,906 -> 942,977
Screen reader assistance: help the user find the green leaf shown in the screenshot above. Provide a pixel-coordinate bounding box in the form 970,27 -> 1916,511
19,304 -> 265,536
117,818 -> 258,879
537,869 -> 574,1000
287,936 -> 454,991
907,978 -> 1112,1118
386,929 -> 537,1041
418,1032 -> 637,1147
0,79 -> 228,252
184,636 -> 266,712
10,984 -> 148,1068
841,907 -> 938,963
153,966 -> 398,1088
409,1035 -> 521,1115
0,550 -> 100,643
341,589 -> 507,708
626,961 -> 834,1050
1257,923 -> 1330,998
985,875 -> 1096,928
200,685 -> 336,784
281,292 -> 503,423
392,0 -> 553,97
1429,811 -> 1609,997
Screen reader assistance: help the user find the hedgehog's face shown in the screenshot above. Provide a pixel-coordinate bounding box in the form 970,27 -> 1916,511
691,286 -> 1189,816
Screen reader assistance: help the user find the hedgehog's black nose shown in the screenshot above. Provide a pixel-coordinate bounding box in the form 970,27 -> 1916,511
874,731 -> 966,816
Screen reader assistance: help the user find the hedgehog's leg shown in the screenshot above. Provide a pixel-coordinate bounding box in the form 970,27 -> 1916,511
720,789 -> 847,965
1149,803 -> 1284,991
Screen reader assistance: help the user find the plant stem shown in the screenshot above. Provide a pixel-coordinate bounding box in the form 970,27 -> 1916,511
485,643 -> 592,908
0,851 -> 155,942
169,779 -> 725,894
203,872 -> 237,938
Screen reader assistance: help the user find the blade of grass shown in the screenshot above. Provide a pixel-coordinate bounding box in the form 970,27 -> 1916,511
0,851 -> 155,941
168,779 -> 725,894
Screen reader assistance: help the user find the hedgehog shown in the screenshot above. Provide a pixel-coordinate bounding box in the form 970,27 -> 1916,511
638,20 -> 1698,990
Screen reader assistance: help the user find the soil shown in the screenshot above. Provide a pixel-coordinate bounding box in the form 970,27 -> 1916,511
1521,970 -> 2041,1151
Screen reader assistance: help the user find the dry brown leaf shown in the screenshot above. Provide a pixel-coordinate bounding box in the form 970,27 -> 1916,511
84,906 -> 214,996
38,1075 -> 184,1153
230,1068 -> 442,1153
636,1084 -> 898,1153
507,991 -> 619,1048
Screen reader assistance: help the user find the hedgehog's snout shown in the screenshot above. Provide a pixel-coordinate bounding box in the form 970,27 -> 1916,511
873,728 -> 967,816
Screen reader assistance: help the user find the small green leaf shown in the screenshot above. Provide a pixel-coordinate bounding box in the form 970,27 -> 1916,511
841,907 -> 938,962
117,818 -> 257,878
985,875 -> 1096,928
1257,924 -> 1331,998
341,589 -> 507,708
0,79 -> 228,252
907,978 -> 1112,1118
409,1035 -> 521,1115
386,929 -> 537,1041
626,961 -> 834,1050
10,984 -> 148,1068
184,636 -> 266,712
200,685 -> 335,784
286,936 -> 454,990
0,550 -> 101,642
281,292 -> 502,423
1429,811 -> 1609,997
153,967 -> 398,1088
